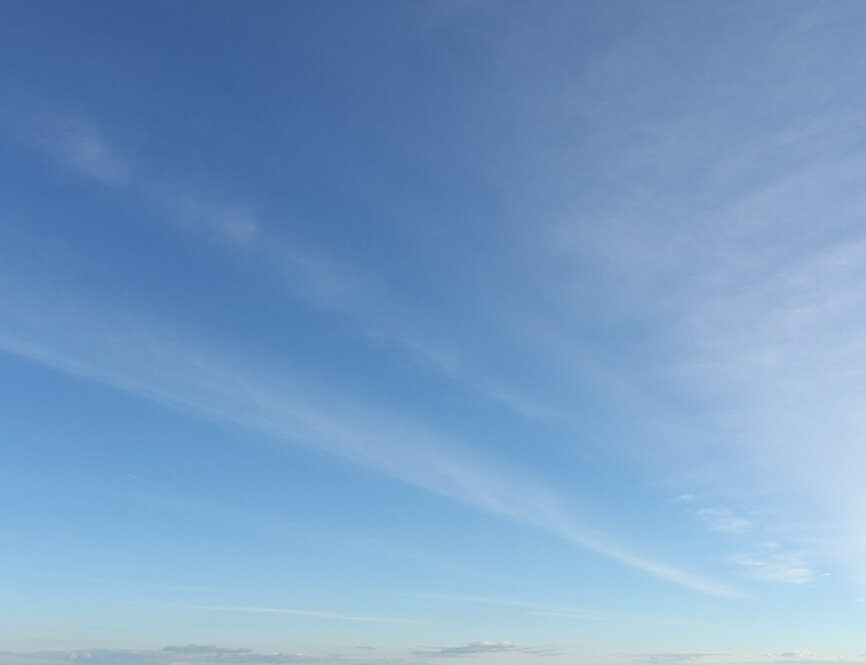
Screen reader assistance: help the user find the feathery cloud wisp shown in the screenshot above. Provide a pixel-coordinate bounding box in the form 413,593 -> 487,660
414,641 -> 561,658
190,605 -> 425,625
0,274 -> 734,596
0,647 -> 329,664
697,508 -> 752,535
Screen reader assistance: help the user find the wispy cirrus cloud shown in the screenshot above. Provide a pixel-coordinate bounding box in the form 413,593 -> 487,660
0,268 -> 734,596
190,605 -> 426,625
23,117 -> 130,185
762,652 -> 866,665
0,106 -> 741,594
0,646 -> 329,665
696,508 -> 752,535
4,113 -> 385,316
4,112 -> 561,430
382,591 -> 708,627
414,641 -> 561,658
675,498 -> 813,584
663,154 -> 866,579
525,78 -> 866,587
731,545 -> 813,584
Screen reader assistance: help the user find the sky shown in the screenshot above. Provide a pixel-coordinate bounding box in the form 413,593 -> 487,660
2,1 -> 866,663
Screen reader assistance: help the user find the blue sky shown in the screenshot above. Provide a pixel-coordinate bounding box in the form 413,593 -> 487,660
3,1 -> 866,663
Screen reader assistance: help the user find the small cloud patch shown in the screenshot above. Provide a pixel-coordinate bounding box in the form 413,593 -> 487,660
414,642 -> 561,658
733,546 -> 813,584
0,647 -> 328,665
697,507 -> 751,535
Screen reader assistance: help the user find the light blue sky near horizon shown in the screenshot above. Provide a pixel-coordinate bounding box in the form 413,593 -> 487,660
3,2 -> 866,663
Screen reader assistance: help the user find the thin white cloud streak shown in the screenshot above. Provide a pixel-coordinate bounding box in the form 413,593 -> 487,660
189,605 -> 424,625
24,117 -> 130,185
0,281 -> 733,596
385,591 -> 710,627
730,546 -> 814,585
0,112 -> 740,595
12,112 -> 701,491
682,499 -> 811,584
3,114 -> 388,317
413,641 -> 559,658
2,115 -> 718,603
7,114 -> 561,429
0,647 -> 331,665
